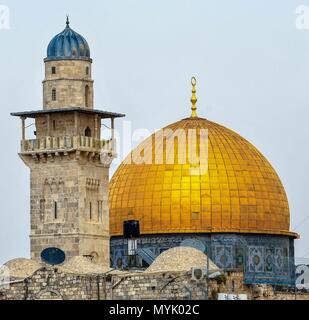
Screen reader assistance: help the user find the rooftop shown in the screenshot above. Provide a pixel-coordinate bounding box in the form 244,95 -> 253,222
10,107 -> 125,119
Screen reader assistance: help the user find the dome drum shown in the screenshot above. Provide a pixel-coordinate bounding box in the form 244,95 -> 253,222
44,56 -> 92,63
111,233 -> 296,285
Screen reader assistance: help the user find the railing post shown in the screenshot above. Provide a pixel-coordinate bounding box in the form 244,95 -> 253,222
59,137 -> 64,149
45,137 -> 50,150
73,136 -> 78,149
52,137 -> 55,149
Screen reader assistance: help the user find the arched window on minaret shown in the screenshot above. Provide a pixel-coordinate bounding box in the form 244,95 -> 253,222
52,89 -> 57,101
85,85 -> 90,107
85,126 -> 91,137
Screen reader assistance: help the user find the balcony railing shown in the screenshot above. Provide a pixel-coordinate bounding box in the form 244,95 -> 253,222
20,136 -> 114,154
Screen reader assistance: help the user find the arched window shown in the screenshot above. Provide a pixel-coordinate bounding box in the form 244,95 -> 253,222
85,126 -> 91,137
85,85 -> 90,107
52,89 -> 57,101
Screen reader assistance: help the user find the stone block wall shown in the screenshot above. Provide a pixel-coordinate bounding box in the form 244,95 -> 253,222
111,271 -> 246,300
22,153 -> 110,266
0,268 -> 103,300
1,267 -> 309,300
35,112 -> 101,140
43,60 -> 93,109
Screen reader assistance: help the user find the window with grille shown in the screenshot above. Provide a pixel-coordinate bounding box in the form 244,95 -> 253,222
52,89 -> 57,101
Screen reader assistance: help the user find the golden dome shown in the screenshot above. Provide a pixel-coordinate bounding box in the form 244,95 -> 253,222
110,117 -> 297,238
110,78 -> 297,238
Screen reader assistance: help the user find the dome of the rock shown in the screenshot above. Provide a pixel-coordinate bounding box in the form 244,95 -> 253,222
110,116 -> 296,238
109,77 -> 297,285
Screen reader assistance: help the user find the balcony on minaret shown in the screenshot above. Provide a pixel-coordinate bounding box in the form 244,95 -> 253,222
20,135 -> 113,154
11,107 -> 124,163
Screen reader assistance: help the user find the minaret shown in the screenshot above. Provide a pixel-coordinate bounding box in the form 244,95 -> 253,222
11,19 -> 124,266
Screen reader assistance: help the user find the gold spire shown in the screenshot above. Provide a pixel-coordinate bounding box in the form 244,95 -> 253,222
190,76 -> 198,118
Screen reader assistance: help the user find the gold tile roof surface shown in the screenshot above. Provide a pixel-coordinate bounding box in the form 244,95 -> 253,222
110,117 -> 297,238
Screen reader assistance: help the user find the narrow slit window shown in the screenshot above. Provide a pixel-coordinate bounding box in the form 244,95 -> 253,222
52,66 -> 56,74
86,66 -> 89,75
54,201 -> 58,220
89,202 -> 92,220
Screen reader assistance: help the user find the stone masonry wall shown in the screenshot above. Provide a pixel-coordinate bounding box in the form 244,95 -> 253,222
43,60 -> 93,109
22,153 -> 110,266
2,267 -> 308,300
111,271 -> 246,300
35,113 -> 100,140
0,268 -> 105,300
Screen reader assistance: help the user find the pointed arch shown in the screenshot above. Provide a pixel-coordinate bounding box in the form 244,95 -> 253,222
85,126 -> 92,137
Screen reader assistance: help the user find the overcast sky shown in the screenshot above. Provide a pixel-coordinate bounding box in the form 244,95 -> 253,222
1,0 -> 309,265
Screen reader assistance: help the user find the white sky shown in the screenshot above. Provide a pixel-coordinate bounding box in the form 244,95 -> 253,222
1,0 -> 309,264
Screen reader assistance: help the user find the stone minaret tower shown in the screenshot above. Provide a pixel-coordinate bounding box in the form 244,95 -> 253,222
11,19 -> 124,266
